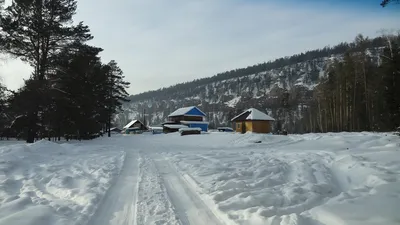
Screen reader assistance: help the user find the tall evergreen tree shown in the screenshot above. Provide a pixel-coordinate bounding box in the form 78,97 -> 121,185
0,0 -> 92,142
381,35 -> 400,129
51,43 -> 104,140
102,60 -> 130,137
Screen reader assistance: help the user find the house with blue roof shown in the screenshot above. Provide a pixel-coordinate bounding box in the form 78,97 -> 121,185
162,106 -> 209,132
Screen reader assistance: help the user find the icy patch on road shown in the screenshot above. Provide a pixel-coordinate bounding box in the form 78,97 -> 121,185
0,139 -> 125,225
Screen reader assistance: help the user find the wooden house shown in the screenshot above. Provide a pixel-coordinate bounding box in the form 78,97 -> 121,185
122,120 -> 148,134
110,127 -> 122,134
231,108 -> 275,133
162,106 -> 209,132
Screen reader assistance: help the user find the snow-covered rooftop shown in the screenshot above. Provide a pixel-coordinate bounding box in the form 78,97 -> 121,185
123,120 -> 141,129
168,106 -> 206,117
179,127 -> 202,132
231,108 -> 275,121
149,126 -> 163,130
163,124 -> 188,129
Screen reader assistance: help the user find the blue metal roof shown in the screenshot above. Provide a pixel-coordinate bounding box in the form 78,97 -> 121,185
186,107 -> 206,116
168,106 -> 206,117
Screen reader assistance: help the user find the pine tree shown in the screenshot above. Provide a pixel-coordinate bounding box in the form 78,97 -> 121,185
0,82 -> 7,139
381,36 -> 400,129
381,0 -> 399,7
102,60 -> 130,137
51,43 -> 104,140
0,0 -> 92,142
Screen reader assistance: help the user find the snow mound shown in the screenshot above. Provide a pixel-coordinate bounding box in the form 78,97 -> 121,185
28,139 -> 66,153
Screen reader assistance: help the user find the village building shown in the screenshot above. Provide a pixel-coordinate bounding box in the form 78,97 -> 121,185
162,106 -> 209,133
148,125 -> 164,134
231,108 -> 275,133
122,120 -> 148,134
109,127 -> 122,134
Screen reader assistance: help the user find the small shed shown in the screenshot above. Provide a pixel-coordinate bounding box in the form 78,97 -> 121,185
163,124 -> 188,133
231,108 -> 275,134
149,126 -> 164,134
122,120 -> 148,134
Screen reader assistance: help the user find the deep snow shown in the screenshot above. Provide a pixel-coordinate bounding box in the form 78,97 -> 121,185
0,132 -> 399,225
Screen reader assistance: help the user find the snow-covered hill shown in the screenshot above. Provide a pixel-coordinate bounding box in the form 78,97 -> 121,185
114,48 -> 382,130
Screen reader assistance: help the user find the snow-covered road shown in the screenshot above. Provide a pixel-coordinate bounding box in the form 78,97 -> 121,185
153,157 -> 222,225
87,150 -> 139,225
1,132 -> 400,225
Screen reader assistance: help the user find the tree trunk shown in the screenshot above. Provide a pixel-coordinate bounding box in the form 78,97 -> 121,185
317,98 -> 323,132
108,114 -> 111,137
362,61 -> 370,130
26,111 -> 37,143
353,68 -> 357,131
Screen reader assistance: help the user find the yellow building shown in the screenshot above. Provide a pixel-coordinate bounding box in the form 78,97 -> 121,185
231,108 -> 275,133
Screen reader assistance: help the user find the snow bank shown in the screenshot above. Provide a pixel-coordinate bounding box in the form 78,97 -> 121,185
0,139 -> 125,225
168,132 -> 400,225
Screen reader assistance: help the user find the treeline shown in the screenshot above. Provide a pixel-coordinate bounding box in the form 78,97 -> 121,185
0,0 -> 130,142
130,36 -> 388,102
299,34 -> 400,132
117,33 -> 399,134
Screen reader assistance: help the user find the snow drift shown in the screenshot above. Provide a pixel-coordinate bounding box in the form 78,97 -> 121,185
0,139 -> 125,225
167,132 -> 400,225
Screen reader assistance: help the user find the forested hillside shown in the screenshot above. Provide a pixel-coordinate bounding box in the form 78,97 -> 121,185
115,34 -> 400,133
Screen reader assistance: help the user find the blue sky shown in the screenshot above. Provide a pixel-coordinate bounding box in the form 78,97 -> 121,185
1,0 -> 399,94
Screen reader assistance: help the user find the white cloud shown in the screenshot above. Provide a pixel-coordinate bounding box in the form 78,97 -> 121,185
1,0 -> 399,94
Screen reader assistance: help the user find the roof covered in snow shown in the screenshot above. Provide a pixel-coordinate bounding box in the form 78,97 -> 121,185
231,108 -> 275,122
178,127 -> 202,132
168,106 -> 206,117
163,124 -> 188,129
123,120 -> 145,129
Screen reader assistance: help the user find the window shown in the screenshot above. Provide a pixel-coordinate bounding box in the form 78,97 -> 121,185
237,123 -> 241,129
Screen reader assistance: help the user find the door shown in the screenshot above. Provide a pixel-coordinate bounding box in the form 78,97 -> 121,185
241,122 -> 246,133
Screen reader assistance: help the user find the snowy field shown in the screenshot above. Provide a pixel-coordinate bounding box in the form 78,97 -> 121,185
0,132 -> 399,225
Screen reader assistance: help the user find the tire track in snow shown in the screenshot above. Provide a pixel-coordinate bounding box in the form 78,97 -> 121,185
153,157 -> 225,225
87,151 -> 139,225
136,154 -> 181,225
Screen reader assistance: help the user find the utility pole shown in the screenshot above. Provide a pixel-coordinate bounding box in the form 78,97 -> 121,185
143,108 -> 147,128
